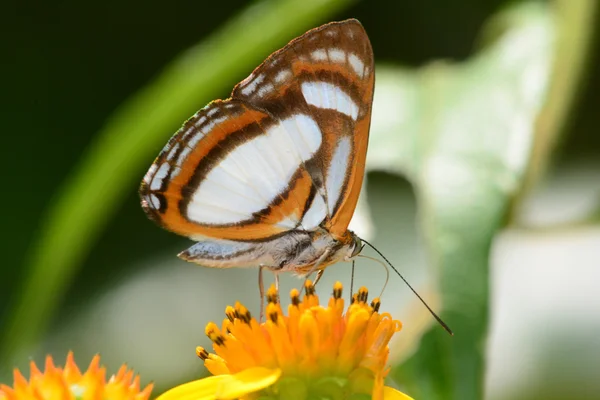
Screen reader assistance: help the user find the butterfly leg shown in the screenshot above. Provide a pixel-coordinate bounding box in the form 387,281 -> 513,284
301,249 -> 331,296
274,271 -> 280,291
313,269 -> 324,286
258,265 -> 265,322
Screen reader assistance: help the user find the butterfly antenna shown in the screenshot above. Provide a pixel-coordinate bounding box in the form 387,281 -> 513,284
361,238 -> 454,336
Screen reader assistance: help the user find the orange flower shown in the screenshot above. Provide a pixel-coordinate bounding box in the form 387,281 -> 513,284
158,281 -> 412,400
0,352 -> 152,400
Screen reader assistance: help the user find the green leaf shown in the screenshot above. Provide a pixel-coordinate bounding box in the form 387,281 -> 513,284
367,2 -> 592,399
0,0 -> 355,365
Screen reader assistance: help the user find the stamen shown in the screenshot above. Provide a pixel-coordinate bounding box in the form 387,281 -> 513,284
357,287 -> 369,303
205,323 -> 226,346
371,298 -> 381,313
267,284 -> 279,304
333,281 -> 343,299
329,281 -> 345,314
225,306 -> 236,322
304,279 -> 316,296
267,303 -> 279,323
196,346 -> 209,360
234,301 -> 252,324
290,289 -> 300,306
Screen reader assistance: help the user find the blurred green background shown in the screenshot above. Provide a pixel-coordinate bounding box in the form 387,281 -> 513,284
2,0 -> 599,399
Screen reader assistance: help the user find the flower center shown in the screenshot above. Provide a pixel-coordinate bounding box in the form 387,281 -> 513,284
196,280 -> 402,399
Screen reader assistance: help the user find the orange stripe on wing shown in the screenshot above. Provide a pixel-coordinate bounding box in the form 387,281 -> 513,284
325,96 -> 372,239
158,205 -> 288,240
158,169 -> 315,241
167,104 -> 268,196
260,168 -> 314,226
154,105 -> 318,240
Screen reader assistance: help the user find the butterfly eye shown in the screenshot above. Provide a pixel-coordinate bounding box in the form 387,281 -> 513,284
350,235 -> 362,258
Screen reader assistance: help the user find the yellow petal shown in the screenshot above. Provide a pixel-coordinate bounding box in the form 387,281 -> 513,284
156,375 -> 229,400
216,367 -> 281,399
299,312 -> 320,361
383,386 -> 415,400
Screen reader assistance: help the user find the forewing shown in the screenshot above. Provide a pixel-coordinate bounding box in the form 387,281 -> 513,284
232,19 -> 375,238
140,19 -> 374,242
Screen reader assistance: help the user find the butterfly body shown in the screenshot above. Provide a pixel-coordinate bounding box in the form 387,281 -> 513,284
177,227 -> 361,276
140,19 -> 374,278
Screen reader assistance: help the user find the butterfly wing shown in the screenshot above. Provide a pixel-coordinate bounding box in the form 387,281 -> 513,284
140,19 -> 374,244
140,100 -> 320,241
232,19 -> 374,238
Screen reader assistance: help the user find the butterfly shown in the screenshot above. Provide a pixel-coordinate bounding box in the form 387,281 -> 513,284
139,19 -> 374,288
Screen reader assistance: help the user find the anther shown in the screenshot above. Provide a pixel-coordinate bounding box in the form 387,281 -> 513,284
266,284 -> 279,305
225,306 -> 236,322
371,298 -> 381,312
196,347 -> 209,360
205,324 -> 226,346
304,279 -> 316,296
223,320 -> 233,334
333,281 -> 343,299
234,302 -> 252,324
267,303 -> 279,323
290,289 -> 300,306
357,287 -> 369,303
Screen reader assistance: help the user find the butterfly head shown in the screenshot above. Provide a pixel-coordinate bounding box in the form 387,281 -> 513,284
344,231 -> 363,261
